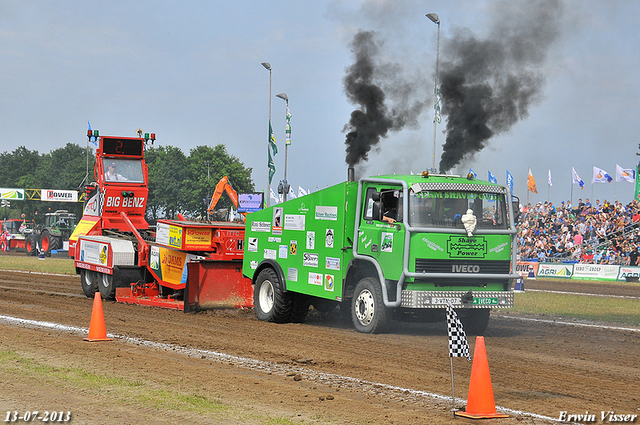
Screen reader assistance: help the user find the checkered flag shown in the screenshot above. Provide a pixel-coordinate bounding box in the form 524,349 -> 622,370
446,304 -> 471,361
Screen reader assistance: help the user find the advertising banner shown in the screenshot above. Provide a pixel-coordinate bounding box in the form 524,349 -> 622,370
516,262 -> 539,277
41,189 -> 78,202
572,264 -> 619,281
156,222 -> 183,249
617,266 -> 640,281
238,193 -> 264,213
537,263 -> 574,278
0,188 -> 25,200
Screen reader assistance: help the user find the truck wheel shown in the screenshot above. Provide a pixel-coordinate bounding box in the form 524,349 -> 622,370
98,273 -> 116,300
25,236 -> 36,256
40,230 -> 52,256
290,294 -> 311,323
351,277 -> 390,334
311,298 -> 338,313
460,309 -> 490,335
49,236 -> 61,253
254,268 -> 292,323
80,269 -> 99,298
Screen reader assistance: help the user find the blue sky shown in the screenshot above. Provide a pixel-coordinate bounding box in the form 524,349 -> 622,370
1,0 -> 639,206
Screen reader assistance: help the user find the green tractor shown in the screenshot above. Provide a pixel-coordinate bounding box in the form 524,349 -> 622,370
25,210 -> 77,257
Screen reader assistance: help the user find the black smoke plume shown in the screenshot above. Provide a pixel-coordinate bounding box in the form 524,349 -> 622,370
343,30 -> 426,167
438,0 -> 562,173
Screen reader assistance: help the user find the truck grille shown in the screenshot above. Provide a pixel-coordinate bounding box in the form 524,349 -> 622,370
415,259 -> 510,274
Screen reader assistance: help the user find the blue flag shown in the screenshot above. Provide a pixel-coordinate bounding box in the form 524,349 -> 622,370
506,170 -> 514,195
488,170 -> 497,184
88,121 -> 98,147
469,168 -> 477,179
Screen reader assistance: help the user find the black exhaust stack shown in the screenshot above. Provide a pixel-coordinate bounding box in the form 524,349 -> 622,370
348,167 -> 355,182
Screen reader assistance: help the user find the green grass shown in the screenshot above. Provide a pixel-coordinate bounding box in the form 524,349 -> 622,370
0,254 -> 75,274
0,348 -> 312,423
510,291 -> 640,326
0,348 -> 227,415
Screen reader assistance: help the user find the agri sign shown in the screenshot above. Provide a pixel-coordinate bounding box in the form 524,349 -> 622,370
105,196 -> 145,208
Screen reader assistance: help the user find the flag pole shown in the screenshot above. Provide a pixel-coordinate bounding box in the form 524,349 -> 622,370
570,169 -> 573,206
450,357 -> 456,415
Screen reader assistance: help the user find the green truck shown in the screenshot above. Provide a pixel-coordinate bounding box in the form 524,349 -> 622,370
243,171 -> 519,334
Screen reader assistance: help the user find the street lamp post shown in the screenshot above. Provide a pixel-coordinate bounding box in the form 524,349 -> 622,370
426,13 -> 440,172
262,62 -> 272,207
206,160 -> 211,220
276,93 -> 289,202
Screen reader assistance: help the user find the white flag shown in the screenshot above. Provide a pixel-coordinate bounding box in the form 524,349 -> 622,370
297,186 -> 308,197
592,166 -> 613,184
270,187 -> 280,204
572,167 -> 585,189
616,164 -> 635,183
288,186 -> 297,199
548,169 -> 553,187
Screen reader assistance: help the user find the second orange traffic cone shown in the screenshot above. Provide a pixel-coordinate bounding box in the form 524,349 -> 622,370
84,292 -> 113,342
455,336 -> 508,419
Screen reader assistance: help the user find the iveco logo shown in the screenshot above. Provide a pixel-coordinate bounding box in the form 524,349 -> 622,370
452,265 -> 480,273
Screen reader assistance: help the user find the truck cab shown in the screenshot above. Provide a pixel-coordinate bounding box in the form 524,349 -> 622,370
353,173 -> 517,332
69,134 -> 151,257
244,171 -> 519,334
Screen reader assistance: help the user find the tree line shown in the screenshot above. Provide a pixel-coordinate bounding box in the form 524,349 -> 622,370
0,143 -> 254,224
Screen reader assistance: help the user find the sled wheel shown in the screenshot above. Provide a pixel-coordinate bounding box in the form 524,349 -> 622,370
98,272 -> 116,301
81,269 -> 99,298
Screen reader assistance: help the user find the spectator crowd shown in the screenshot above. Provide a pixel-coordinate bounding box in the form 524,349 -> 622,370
517,197 -> 640,266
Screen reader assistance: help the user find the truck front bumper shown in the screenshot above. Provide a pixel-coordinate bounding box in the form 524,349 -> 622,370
400,290 -> 513,309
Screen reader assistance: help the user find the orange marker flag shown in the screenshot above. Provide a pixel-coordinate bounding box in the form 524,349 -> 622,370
527,167 -> 538,194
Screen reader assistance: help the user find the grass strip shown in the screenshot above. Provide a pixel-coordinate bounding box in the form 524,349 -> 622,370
0,255 -> 75,274
509,291 -> 640,326
0,348 -> 308,424
0,348 -> 226,415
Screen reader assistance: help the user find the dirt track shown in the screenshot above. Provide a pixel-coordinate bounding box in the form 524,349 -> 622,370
1,268 -> 639,424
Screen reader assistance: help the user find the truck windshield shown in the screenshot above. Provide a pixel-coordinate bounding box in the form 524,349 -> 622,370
102,158 -> 144,183
408,190 -> 509,230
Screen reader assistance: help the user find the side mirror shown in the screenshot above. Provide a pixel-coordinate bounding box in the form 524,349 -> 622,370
372,191 -> 381,202
372,201 -> 382,221
511,195 -> 521,224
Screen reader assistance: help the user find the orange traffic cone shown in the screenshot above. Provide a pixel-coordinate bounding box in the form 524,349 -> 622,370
455,336 -> 508,419
84,292 -> 113,342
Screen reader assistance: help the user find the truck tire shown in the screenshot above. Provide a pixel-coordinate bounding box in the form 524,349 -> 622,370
48,235 -> 62,253
98,272 -> 116,301
311,298 -> 338,314
80,269 -> 99,298
351,277 -> 390,334
25,236 -> 37,256
460,309 -> 490,335
254,268 -> 292,323
40,230 -> 53,257
290,294 -> 311,323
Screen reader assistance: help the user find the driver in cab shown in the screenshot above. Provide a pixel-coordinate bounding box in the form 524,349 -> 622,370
105,162 -> 128,181
382,191 -> 401,224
